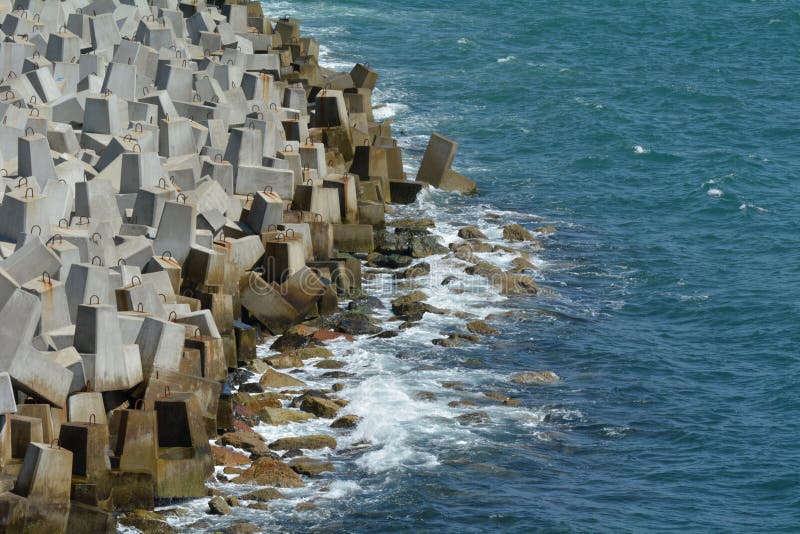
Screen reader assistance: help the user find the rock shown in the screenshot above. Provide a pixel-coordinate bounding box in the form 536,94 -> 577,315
265,353 -> 304,369
411,235 -> 448,258
450,240 -> 493,259
296,501 -> 318,512
390,217 -> 435,230
291,347 -> 336,359
320,371 -> 355,379
432,333 -> 479,347
347,296 -> 384,311
466,320 -> 500,335
332,383 -> 345,392
248,503 -> 270,511
503,398 -> 522,407
458,226 -> 487,239
314,359 -> 345,369
366,253 -> 413,268
464,261 -> 502,278
502,223 -> 533,241
218,432 -> 271,457
248,360 -> 270,374
229,368 -> 256,387
510,371 -> 560,385
391,291 -> 443,319
441,381 -> 467,389
414,391 -> 437,401
330,415 -> 362,429
335,311 -> 382,335
441,275 -> 458,285
494,273 -> 538,295
223,467 -> 244,475
270,333 -> 316,352
510,256 -> 535,272
208,496 -> 233,515
234,405 -> 260,427
282,449 -> 305,459
119,513 -> 177,534
211,446 -> 251,467
448,399 -> 477,408
289,458 -> 335,476
234,458 -> 305,488
300,396 -> 341,418
259,407 -> 317,425
241,488 -> 285,502
456,411 -> 491,425
463,359 -> 482,367
268,434 -> 337,451
260,368 -> 307,389
399,261 -> 431,278
223,523 -> 261,534
239,382 -> 265,393
235,392 -> 284,411
374,330 -> 399,338
398,321 -> 419,330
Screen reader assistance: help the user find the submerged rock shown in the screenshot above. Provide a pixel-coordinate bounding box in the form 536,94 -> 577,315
208,496 -> 232,516
466,320 -> 500,335
510,370 -> 560,385
347,296 -> 384,311
241,488 -> 285,502
330,415 -> 362,429
366,253 -> 413,268
289,458 -> 335,476
400,261 -> 431,278
456,411 -> 491,425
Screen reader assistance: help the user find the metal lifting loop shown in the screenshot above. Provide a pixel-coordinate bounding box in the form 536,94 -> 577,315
58,218 -> 68,228
41,271 -> 51,285
263,185 -> 273,193
50,438 -> 61,449
161,250 -> 172,260
163,386 -> 171,398
285,228 -> 296,238
305,136 -> 312,145
136,303 -> 144,312
135,123 -> 143,133
91,256 -> 102,266
131,275 -> 142,286
89,295 -> 100,305
176,193 -> 187,204
270,103 -> 277,111
214,153 -> 222,161
134,399 -> 145,410
25,188 -> 35,199
29,108 -> 38,117
168,311 -> 177,321
267,224 -> 277,232
91,232 -> 101,243
313,213 -> 322,222
17,177 -> 27,187
3,90 -> 12,100
159,293 -> 167,303
117,258 -> 126,266
256,112 -> 263,120
25,126 -> 34,136
48,234 -> 63,246
132,143 -> 141,153
158,177 -> 167,188
248,121 -> 255,129
275,232 -> 286,241
251,104 -> 261,112
284,144 -> 293,152
194,327 -> 201,337
89,413 -> 96,424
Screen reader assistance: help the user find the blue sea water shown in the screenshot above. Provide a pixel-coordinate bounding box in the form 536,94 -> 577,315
244,2 -> 800,532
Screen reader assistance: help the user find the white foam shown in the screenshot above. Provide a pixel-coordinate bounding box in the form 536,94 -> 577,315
372,102 -> 408,121
633,145 -> 650,154
457,37 -> 469,45
497,55 -> 516,63
707,188 -> 723,197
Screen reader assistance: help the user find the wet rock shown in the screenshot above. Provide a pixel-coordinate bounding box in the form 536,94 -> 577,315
235,392 -> 283,411
321,371 -> 356,379
335,310 -> 382,335
390,217 -> 436,230
510,370 -> 560,384
265,353 -> 304,369
330,415 -> 362,429
414,391 -> 437,401
450,240 -> 494,259
458,226 -> 487,239
223,467 -> 244,475
456,411 -> 491,425
411,234 -> 448,258
241,488 -> 286,502
448,399 -> 477,408
282,449 -> 305,459
259,407 -> 316,425
399,261 -> 431,278
234,458 -> 305,488
239,382 -> 265,394
212,445 -> 251,467
535,225 -> 556,235
466,320 -> 500,335
366,253 -> 413,268
374,330 -> 399,338
269,434 -> 336,451
270,332 -> 316,352
503,398 -> 522,407
260,368 -> 307,389
234,404 -> 260,427
300,396 -> 342,418
463,359 -> 482,367
289,458 -> 335,476
391,290 -> 438,319
494,273 -> 538,295
315,359 -> 345,369
441,381 -> 467,389
398,321 -> 419,329
229,368 -> 256,388
208,496 -> 232,515
441,275 -> 458,285
223,523 -> 261,534
347,296 -> 384,311
502,223 -> 533,241
291,347 -> 336,359
248,360 -> 270,374
510,256 -> 535,272
332,383 -> 346,392
464,261 -> 503,278
218,432 -> 271,457
248,503 -> 270,511
119,512 -> 177,534
296,501 -> 318,511
375,231 -> 413,255
432,333 -> 480,347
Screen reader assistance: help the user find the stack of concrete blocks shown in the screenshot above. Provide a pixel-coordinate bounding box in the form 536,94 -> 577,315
0,0 -> 473,529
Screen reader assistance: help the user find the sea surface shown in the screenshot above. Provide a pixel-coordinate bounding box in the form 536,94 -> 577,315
193,2 -> 800,532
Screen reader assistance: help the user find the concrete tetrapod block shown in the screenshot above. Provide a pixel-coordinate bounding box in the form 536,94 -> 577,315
236,164 -> 295,198
1,237 -> 62,286
0,372 -> 15,414
332,224 -> 375,253
67,392 -> 108,425
135,316 -> 186,378
111,406 -> 158,486
263,236 -> 306,284
58,421 -> 113,501
239,271 -> 300,334
415,132 -> 458,188
291,184 -> 341,223
154,201 -> 197,265
0,288 -> 42,369
21,275 -> 72,336
64,263 -> 116,323
246,190 -> 283,233
226,235 -> 266,273
278,266 -> 326,316
73,304 -> 143,392
12,442 -> 72,532
324,173 -> 359,223
154,392 -> 214,499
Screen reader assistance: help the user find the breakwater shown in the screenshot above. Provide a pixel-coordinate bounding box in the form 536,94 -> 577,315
0,1 -> 553,532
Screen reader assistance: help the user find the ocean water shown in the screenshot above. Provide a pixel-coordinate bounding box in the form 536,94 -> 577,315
192,2 -> 800,532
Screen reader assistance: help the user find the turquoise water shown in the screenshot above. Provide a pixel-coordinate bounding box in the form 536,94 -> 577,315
256,2 -> 800,531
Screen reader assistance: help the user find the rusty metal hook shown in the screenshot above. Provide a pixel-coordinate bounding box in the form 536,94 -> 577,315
89,295 -> 100,304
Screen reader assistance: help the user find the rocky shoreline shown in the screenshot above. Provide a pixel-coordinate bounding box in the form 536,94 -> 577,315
0,2 -> 555,533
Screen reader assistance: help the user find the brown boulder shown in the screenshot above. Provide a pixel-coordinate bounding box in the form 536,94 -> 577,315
330,414 -> 362,429
289,458 -> 335,476
458,226 -> 487,239
466,320 -> 500,335
241,488 -> 285,502
265,353 -> 304,369
218,432 -> 270,456
260,368 -> 307,389
211,446 -> 250,467
502,223 -> 533,241
299,396 -> 341,418
208,496 -> 233,515
268,434 -> 337,451
259,407 -> 316,425
234,458 -> 305,488
314,359 -> 345,369
493,273 -> 538,295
